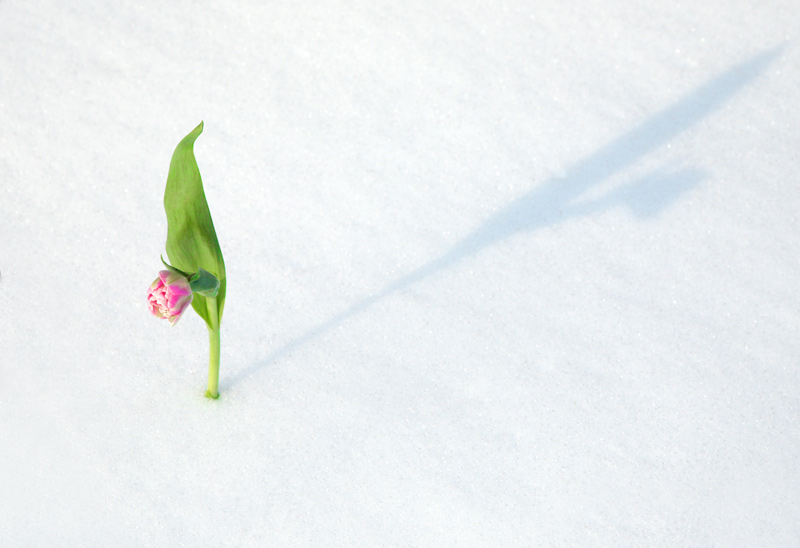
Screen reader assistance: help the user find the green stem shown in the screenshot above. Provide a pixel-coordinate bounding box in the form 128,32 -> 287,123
205,298 -> 221,399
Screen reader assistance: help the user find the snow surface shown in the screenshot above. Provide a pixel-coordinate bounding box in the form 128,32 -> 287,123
2,0 -> 799,545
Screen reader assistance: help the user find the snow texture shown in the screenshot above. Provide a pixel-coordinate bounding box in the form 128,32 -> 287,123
1,0 -> 799,546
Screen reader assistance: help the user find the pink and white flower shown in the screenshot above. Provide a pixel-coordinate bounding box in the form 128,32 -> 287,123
147,270 -> 193,326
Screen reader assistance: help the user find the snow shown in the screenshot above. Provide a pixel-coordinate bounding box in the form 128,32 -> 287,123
1,0 -> 799,545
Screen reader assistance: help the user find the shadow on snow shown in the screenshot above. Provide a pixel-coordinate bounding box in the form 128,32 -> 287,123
228,47 -> 781,389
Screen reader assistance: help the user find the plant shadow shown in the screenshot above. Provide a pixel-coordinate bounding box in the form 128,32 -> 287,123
227,47 -> 781,389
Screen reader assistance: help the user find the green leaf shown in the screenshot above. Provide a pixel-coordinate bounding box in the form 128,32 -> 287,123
160,255 -> 191,278
164,121 -> 226,330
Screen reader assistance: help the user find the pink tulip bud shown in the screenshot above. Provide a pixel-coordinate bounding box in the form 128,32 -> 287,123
147,270 -> 193,326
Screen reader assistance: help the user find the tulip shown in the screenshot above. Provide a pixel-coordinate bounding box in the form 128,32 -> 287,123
147,270 -> 193,326
152,122 -> 227,399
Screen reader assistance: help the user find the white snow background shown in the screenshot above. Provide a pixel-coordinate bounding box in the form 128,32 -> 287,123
1,0 -> 799,545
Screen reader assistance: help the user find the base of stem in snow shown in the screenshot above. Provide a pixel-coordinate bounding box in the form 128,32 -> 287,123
206,325 -> 221,399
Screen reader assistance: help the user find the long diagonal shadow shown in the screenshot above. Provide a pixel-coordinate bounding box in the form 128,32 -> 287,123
228,47 -> 780,388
